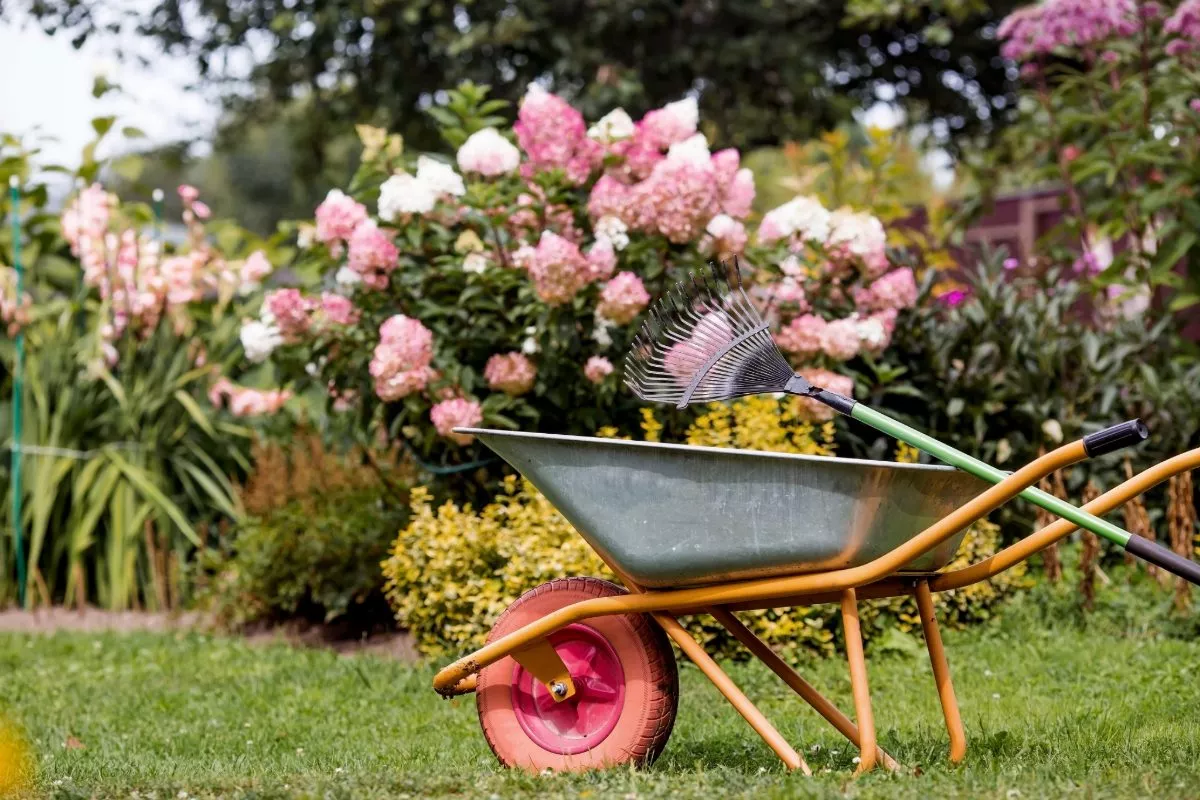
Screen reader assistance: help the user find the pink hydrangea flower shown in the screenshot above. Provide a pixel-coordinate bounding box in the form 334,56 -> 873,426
1166,0 -> 1200,53
722,168 -> 756,218
178,184 -> 200,204
515,86 -> 602,184
584,355 -> 614,384
639,97 -> 699,149
820,317 -> 862,361
319,292 -> 360,326
827,210 -> 888,275
597,272 -> 650,324
456,128 -> 522,176
264,289 -> 315,340
628,148 -> 721,243
584,238 -> 617,281
859,268 -> 917,311
521,231 -> 592,305
796,369 -> 854,421
776,314 -> 826,356
484,351 -> 537,396
588,175 -> 634,219
369,314 -> 435,401
314,189 -> 368,256
228,387 -> 292,417
430,398 -> 484,444
347,220 -> 399,290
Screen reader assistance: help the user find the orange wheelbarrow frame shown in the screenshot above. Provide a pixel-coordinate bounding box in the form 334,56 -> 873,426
434,437 -> 1200,774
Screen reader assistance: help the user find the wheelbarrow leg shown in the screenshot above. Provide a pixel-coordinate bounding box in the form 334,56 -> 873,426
708,607 -> 899,772
651,612 -> 812,775
840,588 -> 878,774
914,580 -> 967,763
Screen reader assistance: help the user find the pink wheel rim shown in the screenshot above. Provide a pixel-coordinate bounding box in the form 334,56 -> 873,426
511,623 -> 626,755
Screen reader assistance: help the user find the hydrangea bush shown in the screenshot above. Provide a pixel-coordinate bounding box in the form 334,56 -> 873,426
250,83 -> 920,478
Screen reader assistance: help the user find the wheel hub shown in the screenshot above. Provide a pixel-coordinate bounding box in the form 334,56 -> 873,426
511,623 -> 626,755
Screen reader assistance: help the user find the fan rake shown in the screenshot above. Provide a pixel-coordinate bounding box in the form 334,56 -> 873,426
624,259 -> 853,413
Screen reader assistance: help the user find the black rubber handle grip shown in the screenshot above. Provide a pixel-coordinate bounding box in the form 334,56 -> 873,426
1082,419 -> 1149,458
1125,534 -> 1200,586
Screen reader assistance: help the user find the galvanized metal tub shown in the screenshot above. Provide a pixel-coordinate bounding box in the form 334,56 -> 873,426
461,428 -> 990,589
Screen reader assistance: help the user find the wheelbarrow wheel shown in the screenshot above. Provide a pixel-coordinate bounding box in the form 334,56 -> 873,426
476,577 -> 678,772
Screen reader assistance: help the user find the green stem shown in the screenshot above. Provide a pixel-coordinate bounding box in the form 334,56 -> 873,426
9,177 -> 27,607
850,403 -> 1132,548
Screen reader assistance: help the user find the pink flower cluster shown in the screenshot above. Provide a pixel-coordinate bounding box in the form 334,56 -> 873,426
347,220 -> 400,289
588,135 -> 755,244
596,272 -> 650,325
314,189 -> 369,257
60,184 -> 242,359
515,86 -> 604,184
318,292 -> 361,327
484,351 -> 537,396
264,289 -> 315,341
1166,0 -> 1200,55
584,355 -> 614,384
208,378 -> 292,417
430,398 -> 483,445
369,314 -> 435,401
513,231 -> 605,305
854,268 -> 918,311
997,0 -> 1139,61
0,267 -> 30,337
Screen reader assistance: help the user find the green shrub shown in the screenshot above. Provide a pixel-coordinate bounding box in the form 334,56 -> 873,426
203,487 -> 409,628
200,435 -> 412,628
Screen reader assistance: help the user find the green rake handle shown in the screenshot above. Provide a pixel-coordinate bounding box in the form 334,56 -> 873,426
837,400 -> 1200,587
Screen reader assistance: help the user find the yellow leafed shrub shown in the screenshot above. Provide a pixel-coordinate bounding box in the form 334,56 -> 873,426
383,397 -> 1028,658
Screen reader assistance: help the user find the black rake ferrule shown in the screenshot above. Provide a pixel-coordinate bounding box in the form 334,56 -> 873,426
783,374 -> 856,416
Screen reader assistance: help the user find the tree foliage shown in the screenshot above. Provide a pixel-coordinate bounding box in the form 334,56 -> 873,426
19,0 -> 1020,158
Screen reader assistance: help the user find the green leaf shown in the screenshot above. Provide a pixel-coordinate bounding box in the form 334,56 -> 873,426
105,451 -> 202,547
174,390 -> 216,437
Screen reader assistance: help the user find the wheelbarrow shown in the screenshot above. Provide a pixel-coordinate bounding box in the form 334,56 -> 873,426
433,425 -> 1200,774
432,261 -> 1200,773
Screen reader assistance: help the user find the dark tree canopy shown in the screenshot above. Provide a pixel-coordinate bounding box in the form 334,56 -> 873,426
17,0 -> 1020,158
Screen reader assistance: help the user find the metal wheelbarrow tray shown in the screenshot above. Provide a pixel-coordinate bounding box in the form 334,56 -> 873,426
468,428 -> 988,588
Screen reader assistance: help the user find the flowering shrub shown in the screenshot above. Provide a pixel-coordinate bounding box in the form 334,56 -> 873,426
249,82 -> 918,482
383,399 -> 1024,658
0,118 -> 286,609
981,0 -> 1200,307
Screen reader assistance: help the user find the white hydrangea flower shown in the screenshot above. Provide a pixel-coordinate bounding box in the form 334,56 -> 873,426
592,309 -> 615,348
415,155 -> 465,198
762,196 -> 831,243
462,252 -> 489,274
335,266 -> 362,287
521,324 -> 541,355
594,215 -> 630,251
587,108 -> 636,143
855,316 -> 888,349
240,319 -> 283,363
378,173 -> 436,221
827,209 -> 886,258
456,128 -> 521,176
665,133 -> 711,166
662,97 -> 699,132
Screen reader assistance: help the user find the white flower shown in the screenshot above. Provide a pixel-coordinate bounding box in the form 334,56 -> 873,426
662,96 -> 699,132
760,196 -> 831,244
378,173 -> 437,220
780,254 -> 803,277
456,127 -> 521,176
665,133 -> 711,167
594,215 -> 630,251
335,265 -> 362,287
592,310 -> 615,348
855,316 -> 887,349
827,209 -> 886,258
521,326 -> 540,355
240,319 -> 283,363
415,155 -> 465,198
706,213 -> 738,238
462,252 -> 489,274
588,108 -> 636,143
297,223 -> 316,250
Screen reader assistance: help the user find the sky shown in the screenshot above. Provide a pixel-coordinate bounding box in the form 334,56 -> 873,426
0,19 -> 218,167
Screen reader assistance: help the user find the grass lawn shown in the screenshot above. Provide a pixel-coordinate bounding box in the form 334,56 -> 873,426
3,578 -> 1200,799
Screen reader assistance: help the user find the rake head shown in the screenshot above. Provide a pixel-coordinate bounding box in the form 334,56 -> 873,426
624,259 -> 813,409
